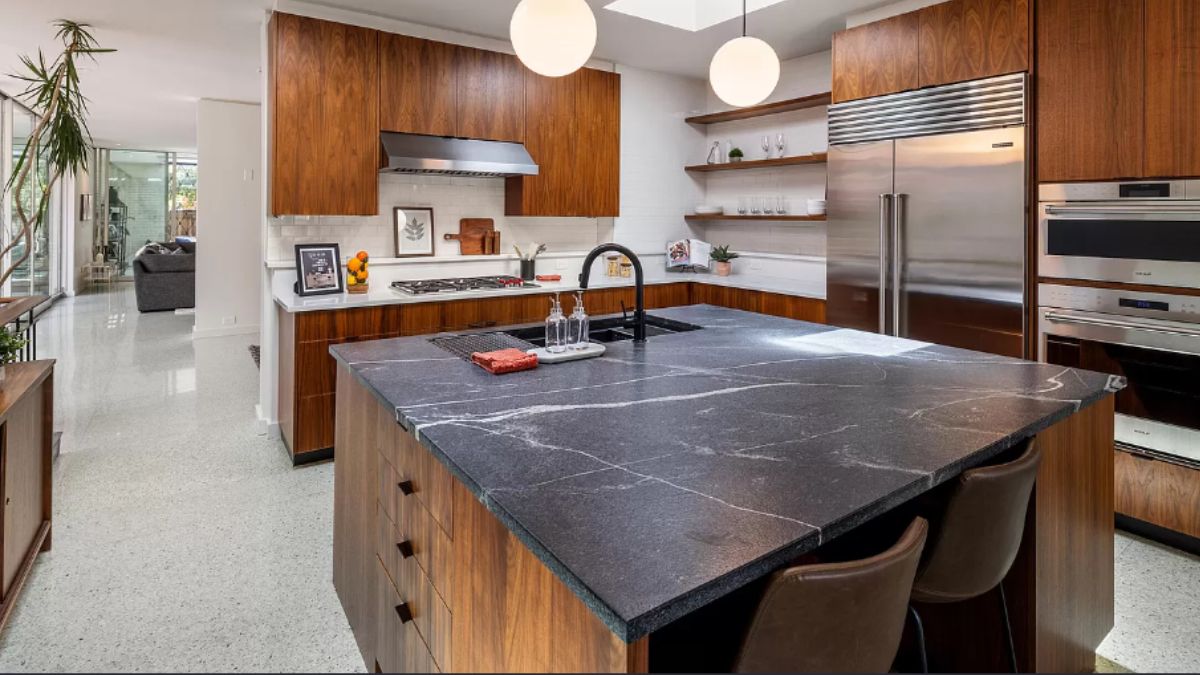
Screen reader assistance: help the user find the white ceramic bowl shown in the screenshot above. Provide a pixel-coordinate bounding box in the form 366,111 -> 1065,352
694,205 -> 724,215
806,199 -> 827,216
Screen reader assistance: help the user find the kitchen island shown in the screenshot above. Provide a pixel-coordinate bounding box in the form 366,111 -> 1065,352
330,305 -> 1121,673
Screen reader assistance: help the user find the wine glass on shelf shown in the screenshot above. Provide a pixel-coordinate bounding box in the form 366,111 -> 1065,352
737,196 -> 748,215
777,196 -> 789,215
762,196 -> 774,215
776,133 -> 787,159
761,135 -> 772,159
750,197 -> 763,215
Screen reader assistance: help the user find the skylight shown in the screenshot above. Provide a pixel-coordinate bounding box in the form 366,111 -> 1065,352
603,0 -> 791,32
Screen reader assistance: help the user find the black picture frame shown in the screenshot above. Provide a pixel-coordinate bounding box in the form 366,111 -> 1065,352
393,207 -> 436,258
294,243 -> 345,297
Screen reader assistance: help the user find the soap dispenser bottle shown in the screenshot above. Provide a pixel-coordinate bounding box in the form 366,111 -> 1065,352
545,295 -> 567,354
569,292 -> 590,351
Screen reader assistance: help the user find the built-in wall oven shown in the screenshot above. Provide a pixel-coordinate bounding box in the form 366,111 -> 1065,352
1038,180 -> 1200,469
1039,180 -> 1200,289
1040,284 -> 1200,467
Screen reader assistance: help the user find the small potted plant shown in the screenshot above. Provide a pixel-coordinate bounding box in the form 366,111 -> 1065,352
710,245 -> 739,277
0,328 -> 27,381
728,147 -> 744,163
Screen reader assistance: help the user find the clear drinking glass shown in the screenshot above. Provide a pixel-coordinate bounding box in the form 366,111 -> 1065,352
737,196 -> 748,215
777,196 -> 789,214
762,196 -> 774,215
750,197 -> 763,215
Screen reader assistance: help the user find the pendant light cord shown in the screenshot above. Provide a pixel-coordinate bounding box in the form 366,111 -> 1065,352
742,0 -> 747,36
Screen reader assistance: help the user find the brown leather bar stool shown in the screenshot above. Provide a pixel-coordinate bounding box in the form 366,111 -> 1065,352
732,517 -> 928,673
907,439 -> 1042,673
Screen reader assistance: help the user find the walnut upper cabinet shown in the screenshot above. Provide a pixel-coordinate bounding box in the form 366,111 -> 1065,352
1036,0 -> 1145,182
379,34 -> 457,137
378,38 -> 525,143
1145,0 -> 1200,179
506,67 -> 621,217
831,13 -> 920,103
456,47 -> 526,143
269,13 -> 380,216
917,0 -> 1029,88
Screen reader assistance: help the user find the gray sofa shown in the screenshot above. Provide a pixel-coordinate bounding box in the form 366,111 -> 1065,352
133,242 -> 195,312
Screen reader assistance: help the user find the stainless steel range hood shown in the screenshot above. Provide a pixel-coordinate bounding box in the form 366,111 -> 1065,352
380,132 -> 539,177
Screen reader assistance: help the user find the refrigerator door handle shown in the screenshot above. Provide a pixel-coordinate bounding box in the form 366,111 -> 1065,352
878,194 -> 893,334
891,193 -> 907,337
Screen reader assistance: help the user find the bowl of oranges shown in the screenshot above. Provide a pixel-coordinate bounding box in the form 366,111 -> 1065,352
346,251 -> 370,294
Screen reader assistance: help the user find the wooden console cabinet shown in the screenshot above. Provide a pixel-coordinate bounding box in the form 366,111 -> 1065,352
277,284 -> 825,464
0,361 -> 54,634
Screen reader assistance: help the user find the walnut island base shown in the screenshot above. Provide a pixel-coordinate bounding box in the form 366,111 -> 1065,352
329,306 -> 1119,673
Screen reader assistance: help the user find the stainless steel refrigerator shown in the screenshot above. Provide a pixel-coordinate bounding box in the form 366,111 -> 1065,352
826,74 -> 1027,358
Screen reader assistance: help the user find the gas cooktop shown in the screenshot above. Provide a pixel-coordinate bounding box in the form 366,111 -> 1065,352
391,275 -> 539,296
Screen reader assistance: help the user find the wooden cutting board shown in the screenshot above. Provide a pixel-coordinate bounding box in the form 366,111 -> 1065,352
444,218 -> 495,255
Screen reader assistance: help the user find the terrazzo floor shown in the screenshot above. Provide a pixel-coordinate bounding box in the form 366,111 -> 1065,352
0,284 -> 1195,672
0,285 -> 363,672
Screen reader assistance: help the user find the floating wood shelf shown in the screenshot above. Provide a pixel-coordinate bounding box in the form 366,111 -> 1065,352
685,153 -> 828,172
684,92 -> 833,125
684,214 -> 826,222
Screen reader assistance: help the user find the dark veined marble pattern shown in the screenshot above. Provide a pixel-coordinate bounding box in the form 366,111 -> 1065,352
331,305 -> 1122,641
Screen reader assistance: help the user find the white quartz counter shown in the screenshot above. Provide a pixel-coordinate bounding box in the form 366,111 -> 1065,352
272,255 -> 826,313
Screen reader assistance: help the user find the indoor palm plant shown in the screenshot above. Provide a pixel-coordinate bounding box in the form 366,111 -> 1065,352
710,245 -> 740,276
2,21 -> 112,290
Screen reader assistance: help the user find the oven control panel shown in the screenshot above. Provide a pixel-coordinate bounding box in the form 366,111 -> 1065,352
1040,284 -> 1200,321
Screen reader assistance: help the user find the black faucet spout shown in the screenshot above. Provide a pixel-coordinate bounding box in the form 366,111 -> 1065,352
579,243 -> 646,343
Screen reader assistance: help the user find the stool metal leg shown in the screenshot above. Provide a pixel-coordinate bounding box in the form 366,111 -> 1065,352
908,604 -> 929,673
998,582 -> 1018,673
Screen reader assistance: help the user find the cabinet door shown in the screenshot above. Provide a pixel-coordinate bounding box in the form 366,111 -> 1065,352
832,13 -> 920,103
271,13 -> 379,216
506,70 -> 581,216
576,68 -> 621,217
457,47 -> 525,142
379,34 -> 457,137
918,0 -> 1029,88
1,390 -> 46,596
1145,0 -> 1200,178
1036,0 -> 1144,182
505,68 -> 620,217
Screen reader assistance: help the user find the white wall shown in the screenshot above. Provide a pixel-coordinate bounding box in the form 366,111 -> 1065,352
196,99 -> 262,338
691,50 -> 832,258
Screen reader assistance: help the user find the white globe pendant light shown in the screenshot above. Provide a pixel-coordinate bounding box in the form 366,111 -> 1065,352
510,0 -> 598,77
709,0 -> 780,107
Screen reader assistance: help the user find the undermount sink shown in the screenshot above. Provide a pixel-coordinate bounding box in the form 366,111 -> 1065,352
504,314 -> 702,348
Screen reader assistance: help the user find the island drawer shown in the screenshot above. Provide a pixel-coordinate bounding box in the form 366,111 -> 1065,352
377,504 -> 452,670
375,557 -> 440,674
378,441 -> 454,606
378,412 -> 454,536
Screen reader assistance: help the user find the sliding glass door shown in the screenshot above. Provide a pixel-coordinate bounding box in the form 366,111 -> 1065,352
2,94 -> 64,297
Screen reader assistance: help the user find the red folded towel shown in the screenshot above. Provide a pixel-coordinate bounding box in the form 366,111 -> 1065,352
471,348 -> 539,374
535,274 -> 562,281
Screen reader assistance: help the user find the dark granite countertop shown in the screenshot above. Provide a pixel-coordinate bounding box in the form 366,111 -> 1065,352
330,305 -> 1122,642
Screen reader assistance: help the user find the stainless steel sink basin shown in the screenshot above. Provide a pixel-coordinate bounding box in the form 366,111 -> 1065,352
503,314 -> 702,348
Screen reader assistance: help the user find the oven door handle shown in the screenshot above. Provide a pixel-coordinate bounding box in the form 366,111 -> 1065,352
1044,311 -> 1200,339
1044,205 -> 1200,216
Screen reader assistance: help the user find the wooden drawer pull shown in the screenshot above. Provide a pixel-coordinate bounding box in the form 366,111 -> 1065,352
395,602 -> 413,623
397,480 -> 414,496
396,540 -> 414,558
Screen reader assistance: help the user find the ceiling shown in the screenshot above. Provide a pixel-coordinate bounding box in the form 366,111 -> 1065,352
0,0 -> 888,153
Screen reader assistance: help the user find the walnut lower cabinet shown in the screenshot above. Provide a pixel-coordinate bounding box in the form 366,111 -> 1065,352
335,368 -> 642,672
0,361 -> 54,634
277,284 -> 826,464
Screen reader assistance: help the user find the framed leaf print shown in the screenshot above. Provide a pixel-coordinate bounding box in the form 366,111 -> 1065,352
393,207 -> 435,257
